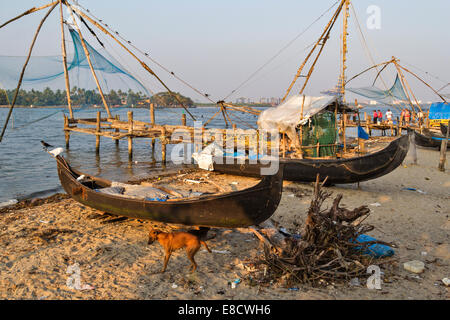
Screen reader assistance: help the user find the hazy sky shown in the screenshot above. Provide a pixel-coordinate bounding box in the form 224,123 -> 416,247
0,0 -> 449,103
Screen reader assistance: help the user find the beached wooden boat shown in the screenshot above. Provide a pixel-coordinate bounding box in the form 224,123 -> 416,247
213,134 -> 410,184
55,155 -> 283,228
414,129 -> 449,150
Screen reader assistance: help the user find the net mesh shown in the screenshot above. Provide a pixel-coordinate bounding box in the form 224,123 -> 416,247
301,111 -> 337,157
346,75 -> 408,105
0,27 -> 149,96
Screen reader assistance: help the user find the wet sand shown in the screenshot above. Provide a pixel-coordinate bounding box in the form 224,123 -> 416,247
0,147 -> 448,300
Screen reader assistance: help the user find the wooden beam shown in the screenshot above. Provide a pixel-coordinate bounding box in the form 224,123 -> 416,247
0,3 -> 58,143
66,5 -> 112,118
59,0 -> 73,119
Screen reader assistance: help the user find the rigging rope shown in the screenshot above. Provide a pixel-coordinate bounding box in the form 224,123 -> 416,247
222,0 -> 341,101
72,1 -> 216,104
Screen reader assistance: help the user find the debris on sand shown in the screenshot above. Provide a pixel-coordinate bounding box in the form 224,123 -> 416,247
250,175 -> 395,287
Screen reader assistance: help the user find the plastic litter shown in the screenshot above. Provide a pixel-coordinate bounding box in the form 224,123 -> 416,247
442,278 -> 450,287
353,234 -> 395,258
349,278 -> 361,286
212,249 -> 231,254
370,202 -> 381,207
402,187 -> 426,194
231,279 -> 241,289
288,287 -> 299,291
403,260 -> 425,274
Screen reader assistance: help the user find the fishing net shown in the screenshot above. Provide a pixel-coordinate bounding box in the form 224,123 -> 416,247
301,111 -> 337,157
346,75 -> 409,106
0,27 -> 149,97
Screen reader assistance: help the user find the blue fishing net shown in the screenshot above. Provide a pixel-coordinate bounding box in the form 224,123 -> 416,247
0,27 -> 149,96
347,75 -> 409,105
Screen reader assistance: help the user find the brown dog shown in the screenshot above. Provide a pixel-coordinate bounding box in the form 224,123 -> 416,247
148,228 -> 212,272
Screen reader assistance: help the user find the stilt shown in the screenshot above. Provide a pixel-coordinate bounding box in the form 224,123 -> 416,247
114,115 -> 119,147
150,103 -> 155,151
64,115 -> 70,149
95,111 -> 101,153
128,111 -> 133,159
161,127 -> 167,164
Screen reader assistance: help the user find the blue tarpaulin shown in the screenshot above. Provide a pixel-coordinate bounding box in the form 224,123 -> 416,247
358,126 -> 370,140
428,102 -> 449,120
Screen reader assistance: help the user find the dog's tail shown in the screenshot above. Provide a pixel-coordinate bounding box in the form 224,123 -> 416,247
201,241 -> 212,253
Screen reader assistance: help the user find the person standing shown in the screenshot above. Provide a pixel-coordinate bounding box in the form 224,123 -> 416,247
417,110 -> 424,126
405,109 -> 411,124
377,110 -> 383,124
373,110 -> 378,124
386,109 -> 393,124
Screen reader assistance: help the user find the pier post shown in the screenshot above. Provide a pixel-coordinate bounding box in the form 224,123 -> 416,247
114,115 -> 120,147
128,111 -> 133,159
181,113 -> 186,126
161,127 -> 167,164
150,103 -> 155,151
95,111 -> 101,153
64,114 -> 70,149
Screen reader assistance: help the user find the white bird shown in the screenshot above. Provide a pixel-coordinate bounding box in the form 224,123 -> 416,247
49,147 -> 64,157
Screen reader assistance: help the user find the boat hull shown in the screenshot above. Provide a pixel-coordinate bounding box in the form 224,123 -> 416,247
56,156 -> 284,228
213,134 -> 410,184
414,130 -> 449,150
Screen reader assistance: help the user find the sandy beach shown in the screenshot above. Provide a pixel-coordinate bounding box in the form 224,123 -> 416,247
0,146 -> 448,300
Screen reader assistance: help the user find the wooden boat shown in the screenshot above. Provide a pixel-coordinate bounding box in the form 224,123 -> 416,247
213,134 -> 410,185
414,129 -> 449,150
55,155 -> 284,228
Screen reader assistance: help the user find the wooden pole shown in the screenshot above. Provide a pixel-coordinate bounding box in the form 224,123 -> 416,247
66,5 -> 112,118
299,95 -> 305,159
343,110 -> 347,153
58,0 -> 73,119
0,3 -> 58,143
114,115 -> 119,146
67,4 -> 196,120
64,114 -> 70,149
181,113 -> 186,126
95,111 -> 101,153
161,127 -> 167,164
127,111 -> 133,158
438,123 -> 449,172
0,1 -> 58,30
150,103 -> 156,150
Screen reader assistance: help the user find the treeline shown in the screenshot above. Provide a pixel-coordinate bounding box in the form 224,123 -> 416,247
0,87 -> 147,107
149,92 -> 194,108
0,87 -> 194,108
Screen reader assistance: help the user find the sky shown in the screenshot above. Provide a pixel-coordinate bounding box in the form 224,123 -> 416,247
0,0 -> 449,103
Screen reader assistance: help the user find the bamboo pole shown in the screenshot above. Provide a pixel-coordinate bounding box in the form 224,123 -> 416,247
59,0 -> 73,119
299,95 -> 305,159
95,111 -> 101,153
0,3 -> 58,143
0,1 -> 58,30
114,115 -> 120,146
393,60 -> 421,114
128,111 -> 133,158
64,114 -> 70,149
161,127 -> 167,164
343,110 -> 347,153
66,5 -> 112,118
281,0 -> 346,102
150,103 -> 156,150
68,5 -> 196,120
438,123 -> 449,172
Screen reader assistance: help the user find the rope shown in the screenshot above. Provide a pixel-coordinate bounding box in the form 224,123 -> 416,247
222,0 -> 340,101
72,1 -> 216,104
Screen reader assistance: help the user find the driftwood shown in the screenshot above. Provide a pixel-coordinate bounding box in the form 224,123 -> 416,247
252,175 -> 392,286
